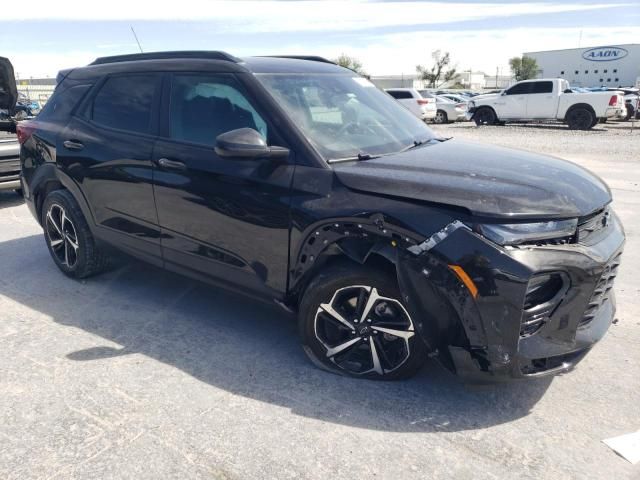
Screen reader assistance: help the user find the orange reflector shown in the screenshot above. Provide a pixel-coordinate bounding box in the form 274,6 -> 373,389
448,265 -> 479,298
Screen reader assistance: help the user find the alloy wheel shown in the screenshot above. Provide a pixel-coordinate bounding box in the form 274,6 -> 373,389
45,203 -> 80,268
314,285 -> 415,375
435,111 -> 446,124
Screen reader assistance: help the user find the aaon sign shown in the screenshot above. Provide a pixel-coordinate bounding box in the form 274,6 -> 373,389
582,46 -> 628,62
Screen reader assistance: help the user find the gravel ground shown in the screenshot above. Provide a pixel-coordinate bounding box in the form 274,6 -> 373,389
1,121 -> 639,479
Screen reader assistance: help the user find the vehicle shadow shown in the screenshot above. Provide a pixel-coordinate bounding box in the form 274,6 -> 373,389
1,234 -> 553,433
0,189 -> 24,208
454,123 -> 610,132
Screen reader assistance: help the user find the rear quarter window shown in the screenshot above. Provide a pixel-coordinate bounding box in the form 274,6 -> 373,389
37,84 -> 92,122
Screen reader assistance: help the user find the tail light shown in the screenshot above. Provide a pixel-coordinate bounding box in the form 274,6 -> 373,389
608,95 -> 619,106
417,99 -> 432,105
455,103 -> 465,109
16,122 -> 35,145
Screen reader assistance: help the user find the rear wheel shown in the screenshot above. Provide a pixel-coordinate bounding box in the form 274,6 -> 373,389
434,110 -> 448,124
566,107 -> 595,130
42,190 -> 111,279
299,262 -> 427,380
474,107 -> 496,126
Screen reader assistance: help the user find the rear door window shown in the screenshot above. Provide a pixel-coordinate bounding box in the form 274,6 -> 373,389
530,81 -> 553,94
91,74 -> 159,134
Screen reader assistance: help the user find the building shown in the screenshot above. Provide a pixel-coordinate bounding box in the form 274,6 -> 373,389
370,71 -> 511,92
524,44 -> 640,88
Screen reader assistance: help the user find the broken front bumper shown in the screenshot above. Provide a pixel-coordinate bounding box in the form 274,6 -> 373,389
398,213 -> 625,382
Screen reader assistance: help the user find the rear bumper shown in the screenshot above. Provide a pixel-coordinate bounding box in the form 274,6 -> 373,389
421,109 -> 437,120
398,212 -> 625,383
605,106 -> 625,119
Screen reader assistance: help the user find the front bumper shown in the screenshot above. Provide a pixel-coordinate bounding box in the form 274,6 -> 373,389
398,212 -> 625,382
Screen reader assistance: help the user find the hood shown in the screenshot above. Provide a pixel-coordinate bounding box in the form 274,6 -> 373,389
332,140 -> 611,219
0,57 -> 18,111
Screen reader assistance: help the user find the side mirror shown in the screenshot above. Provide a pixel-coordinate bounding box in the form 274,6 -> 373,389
215,128 -> 289,160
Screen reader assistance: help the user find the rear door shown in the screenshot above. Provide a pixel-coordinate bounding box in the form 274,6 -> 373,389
525,81 -> 555,118
152,72 -> 294,296
497,82 -> 532,118
58,73 -> 163,265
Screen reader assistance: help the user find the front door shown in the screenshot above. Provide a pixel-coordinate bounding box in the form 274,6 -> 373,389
152,73 -> 294,297
496,82 -> 532,118
58,73 -> 163,264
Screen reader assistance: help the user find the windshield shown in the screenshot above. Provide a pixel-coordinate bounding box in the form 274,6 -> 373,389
256,74 -> 436,162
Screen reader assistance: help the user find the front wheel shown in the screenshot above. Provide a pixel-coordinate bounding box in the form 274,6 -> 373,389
299,262 -> 427,380
473,107 -> 496,126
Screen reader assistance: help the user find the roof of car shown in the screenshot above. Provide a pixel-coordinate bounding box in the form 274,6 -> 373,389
75,51 -> 351,77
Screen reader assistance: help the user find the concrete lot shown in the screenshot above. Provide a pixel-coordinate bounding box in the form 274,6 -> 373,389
1,121 -> 639,479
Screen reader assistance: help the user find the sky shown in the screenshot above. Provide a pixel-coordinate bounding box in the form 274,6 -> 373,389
1,0 -> 638,78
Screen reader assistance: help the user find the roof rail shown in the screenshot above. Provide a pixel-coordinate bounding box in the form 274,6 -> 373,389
258,55 -> 336,65
89,51 -> 241,66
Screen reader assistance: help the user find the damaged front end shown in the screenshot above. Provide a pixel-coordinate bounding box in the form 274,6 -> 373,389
396,210 -> 625,382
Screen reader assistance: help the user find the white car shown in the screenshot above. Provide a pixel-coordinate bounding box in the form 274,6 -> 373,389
467,78 -> 625,130
439,93 -> 469,105
419,92 -> 467,124
385,88 -> 437,121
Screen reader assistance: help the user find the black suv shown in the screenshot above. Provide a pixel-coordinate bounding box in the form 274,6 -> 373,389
14,52 -> 625,382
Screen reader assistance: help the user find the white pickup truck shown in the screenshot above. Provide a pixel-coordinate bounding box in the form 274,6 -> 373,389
467,78 -> 625,130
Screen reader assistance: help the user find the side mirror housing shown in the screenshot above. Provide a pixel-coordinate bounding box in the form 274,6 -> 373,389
215,128 -> 289,160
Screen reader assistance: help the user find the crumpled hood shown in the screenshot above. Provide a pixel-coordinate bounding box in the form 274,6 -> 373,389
0,57 -> 18,111
332,140 -> 611,219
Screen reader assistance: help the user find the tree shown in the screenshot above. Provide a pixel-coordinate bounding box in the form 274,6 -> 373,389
416,50 -> 459,88
509,56 -> 539,81
333,54 -> 367,76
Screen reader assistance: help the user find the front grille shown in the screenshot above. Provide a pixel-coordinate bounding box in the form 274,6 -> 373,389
580,252 -> 621,327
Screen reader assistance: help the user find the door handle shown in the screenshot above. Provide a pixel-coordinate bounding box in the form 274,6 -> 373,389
63,140 -> 84,151
156,158 -> 186,170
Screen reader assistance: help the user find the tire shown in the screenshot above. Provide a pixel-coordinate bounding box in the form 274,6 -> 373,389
434,110 -> 448,124
299,261 -> 427,380
473,107 -> 496,126
590,117 -> 599,128
624,105 -> 634,122
41,189 -> 111,279
566,107 -> 595,130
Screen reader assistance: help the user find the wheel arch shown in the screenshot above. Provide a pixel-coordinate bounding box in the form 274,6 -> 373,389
288,215 -> 472,361
30,164 -> 94,229
563,102 -> 596,121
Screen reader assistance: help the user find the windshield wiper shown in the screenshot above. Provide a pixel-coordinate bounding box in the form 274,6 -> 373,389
328,152 -> 382,164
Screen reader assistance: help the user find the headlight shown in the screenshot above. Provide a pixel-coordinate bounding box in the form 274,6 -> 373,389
476,219 -> 578,245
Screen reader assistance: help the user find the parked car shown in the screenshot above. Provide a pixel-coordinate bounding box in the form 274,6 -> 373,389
420,93 -> 466,123
0,133 -> 21,192
467,79 -> 625,129
12,52 -> 625,383
384,88 -> 437,121
0,57 -> 21,193
439,93 -> 469,104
